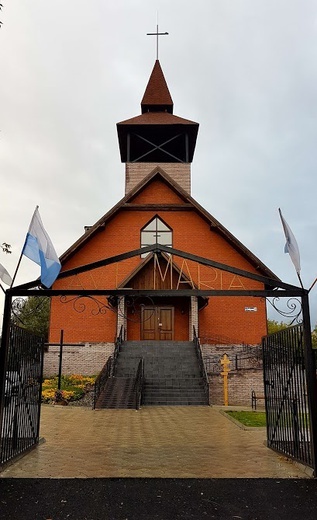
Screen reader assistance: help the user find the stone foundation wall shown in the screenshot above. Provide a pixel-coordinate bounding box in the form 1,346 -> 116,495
43,342 -> 115,377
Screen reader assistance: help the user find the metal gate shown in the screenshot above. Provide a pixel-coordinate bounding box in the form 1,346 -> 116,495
1,244 -> 317,470
263,324 -> 316,469
0,324 -> 44,466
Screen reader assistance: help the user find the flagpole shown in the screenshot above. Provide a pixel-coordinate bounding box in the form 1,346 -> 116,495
10,248 -> 25,289
297,273 -> 304,290
0,283 -> 5,294
308,278 -> 317,293
10,206 -> 39,289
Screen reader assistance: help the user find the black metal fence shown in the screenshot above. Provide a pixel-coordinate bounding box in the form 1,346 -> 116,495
0,324 -> 44,466
204,345 -> 262,375
263,325 -> 313,468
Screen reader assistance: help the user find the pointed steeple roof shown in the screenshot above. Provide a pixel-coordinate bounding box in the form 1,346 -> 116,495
141,60 -> 173,114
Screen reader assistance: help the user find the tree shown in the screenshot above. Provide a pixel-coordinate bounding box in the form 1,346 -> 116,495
12,296 -> 50,340
267,319 -> 288,335
268,319 -> 317,349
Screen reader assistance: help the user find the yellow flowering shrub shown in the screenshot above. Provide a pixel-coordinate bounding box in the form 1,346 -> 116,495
41,374 -> 96,403
42,389 -> 56,403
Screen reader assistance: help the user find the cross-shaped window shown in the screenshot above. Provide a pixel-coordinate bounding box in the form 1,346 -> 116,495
141,217 -> 172,257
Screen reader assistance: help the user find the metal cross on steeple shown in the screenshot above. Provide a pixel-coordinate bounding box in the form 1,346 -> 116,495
147,24 -> 168,60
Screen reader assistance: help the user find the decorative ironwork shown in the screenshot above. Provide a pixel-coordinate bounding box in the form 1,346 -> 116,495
263,325 -> 313,468
59,294 -> 155,323
0,324 -> 44,466
266,297 -> 302,324
60,295 -> 110,316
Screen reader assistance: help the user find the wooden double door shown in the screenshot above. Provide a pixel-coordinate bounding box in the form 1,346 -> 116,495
141,306 -> 174,341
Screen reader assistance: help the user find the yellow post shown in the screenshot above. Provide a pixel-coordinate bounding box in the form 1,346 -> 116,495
220,354 -> 231,406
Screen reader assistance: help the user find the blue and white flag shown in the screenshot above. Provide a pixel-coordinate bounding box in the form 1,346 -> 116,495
278,208 -> 301,275
22,206 -> 61,288
0,263 -> 12,286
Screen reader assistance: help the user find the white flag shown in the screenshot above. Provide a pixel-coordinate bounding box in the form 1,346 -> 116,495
22,206 -> 61,288
0,263 -> 13,286
278,208 -> 301,275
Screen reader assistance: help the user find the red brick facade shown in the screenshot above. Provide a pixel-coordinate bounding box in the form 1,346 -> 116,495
49,173 -> 268,346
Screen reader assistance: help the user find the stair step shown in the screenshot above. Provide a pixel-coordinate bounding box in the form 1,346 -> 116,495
95,377 -> 137,409
145,400 -> 206,404
95,340 -> 209,408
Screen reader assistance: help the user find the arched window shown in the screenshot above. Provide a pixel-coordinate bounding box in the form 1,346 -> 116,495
141,217 -> 172,256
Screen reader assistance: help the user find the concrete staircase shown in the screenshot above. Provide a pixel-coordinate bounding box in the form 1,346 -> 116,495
114,340 -> 209,406
94,377 -> 137,409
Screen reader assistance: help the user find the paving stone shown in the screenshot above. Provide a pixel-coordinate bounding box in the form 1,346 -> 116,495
0,405 -> 308,479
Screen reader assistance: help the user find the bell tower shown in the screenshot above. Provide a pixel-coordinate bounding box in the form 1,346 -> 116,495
117,60 -> 199,195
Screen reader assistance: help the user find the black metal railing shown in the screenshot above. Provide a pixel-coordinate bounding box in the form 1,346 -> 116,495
204,346 -> 262,375
134,358 -> 144,410
112,325 -> 124,376
93,356 -> 112,409
0,324 -> 44,466
263,325 -> 313,468
193,327 -> 210,404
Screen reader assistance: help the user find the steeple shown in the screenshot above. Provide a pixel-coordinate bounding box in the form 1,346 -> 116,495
117,60 -> 199,195
141,60 -> 173,114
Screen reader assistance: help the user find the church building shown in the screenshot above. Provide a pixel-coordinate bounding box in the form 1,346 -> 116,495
47,59 -> 278,404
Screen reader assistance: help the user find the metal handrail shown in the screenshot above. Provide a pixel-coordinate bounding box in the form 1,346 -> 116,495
134,358 -> 144,410
204,351 -> 262,374
112,325 -> 124,376
93,356 -> 112,409
193,326 -> 210,404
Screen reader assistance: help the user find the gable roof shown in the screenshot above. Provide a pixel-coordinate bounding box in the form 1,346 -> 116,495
60,167 -> 280,282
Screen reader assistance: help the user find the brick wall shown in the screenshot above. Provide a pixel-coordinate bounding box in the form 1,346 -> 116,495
208,370 -> 264,407
125,163 -> 191,194
43,342 -> 114,377
202,343 -> 264,406
50,177 -> 267,345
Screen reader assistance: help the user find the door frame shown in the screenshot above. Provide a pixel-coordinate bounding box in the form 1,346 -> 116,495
141,305 -> 174,340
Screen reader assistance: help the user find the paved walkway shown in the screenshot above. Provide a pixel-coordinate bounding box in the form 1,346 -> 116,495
1,405 -> 309,478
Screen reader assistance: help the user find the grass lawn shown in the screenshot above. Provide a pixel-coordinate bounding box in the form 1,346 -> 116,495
225,410 -> 266,427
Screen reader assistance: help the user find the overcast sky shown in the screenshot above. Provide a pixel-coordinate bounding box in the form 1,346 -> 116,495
1,0 -> 317,327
